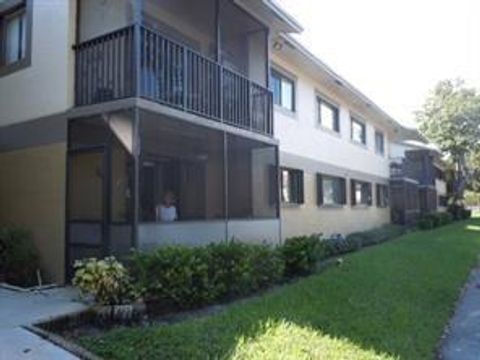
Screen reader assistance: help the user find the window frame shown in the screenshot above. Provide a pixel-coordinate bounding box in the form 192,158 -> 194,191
271,68 -> 296,113
350,179 -> 372,206
376,183 -> 389,208
0,0 -> 32,77
281,167 -> 304,205
351,117 -> 367,145
317,173 -> 346,206
317,96 -> 340,133
375,130 -> 385,156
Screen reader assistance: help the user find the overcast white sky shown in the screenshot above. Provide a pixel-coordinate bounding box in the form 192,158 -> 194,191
275,0 -> 480,128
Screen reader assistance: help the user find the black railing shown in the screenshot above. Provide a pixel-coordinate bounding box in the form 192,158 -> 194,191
74,25 -> 273,136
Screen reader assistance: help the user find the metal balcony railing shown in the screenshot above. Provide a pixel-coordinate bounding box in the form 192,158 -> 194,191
74,25 -> 273,136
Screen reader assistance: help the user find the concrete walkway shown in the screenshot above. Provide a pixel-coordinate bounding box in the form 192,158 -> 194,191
0,287 -> 87,359
440,268 -> 480,360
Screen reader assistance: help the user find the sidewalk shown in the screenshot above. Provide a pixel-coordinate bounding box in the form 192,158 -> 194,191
0,287 -> 87,360
440,268 -> 480,360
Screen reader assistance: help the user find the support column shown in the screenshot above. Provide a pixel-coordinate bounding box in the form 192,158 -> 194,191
132,107 -> 141,248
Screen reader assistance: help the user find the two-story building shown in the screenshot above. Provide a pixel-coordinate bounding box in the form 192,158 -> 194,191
271,35 -> 403,237
0,0 -> 428,283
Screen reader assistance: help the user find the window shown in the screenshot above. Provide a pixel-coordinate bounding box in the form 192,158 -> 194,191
271,69 -> 295,112
351,117 -> 366,144
317,97 -> 339,132
317,174 -> 346,205
281,168 -> 303,204
351,179 -> 372,206
375,130 -> 385,155
0,2 -> 29,71
376,184 -> 389,208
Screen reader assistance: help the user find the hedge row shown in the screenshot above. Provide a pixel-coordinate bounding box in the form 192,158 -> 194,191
129,224 -> 405,309
417,207 -> 471,231
130,242 -> 284,308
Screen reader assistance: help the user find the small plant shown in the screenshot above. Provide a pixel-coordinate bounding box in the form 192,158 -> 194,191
73,257 -> 134,306
324,234 -> 358,257
281,234 -> 325,277
130,246 -> 215,309
417,214 -> 435,230
0,225 -> 39,286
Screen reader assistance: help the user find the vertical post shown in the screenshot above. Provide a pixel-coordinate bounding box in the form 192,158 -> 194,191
132,107 -> 141,249
134,0 -> 143,98
275,144 -> 282,244
216,0 -> 223,122
183,48 -> 187,110
224,131 -> 229,240
265,28 -> 273,135
265,28 -> 270,89
215,0 -> 221,63
104,126 -> 113,258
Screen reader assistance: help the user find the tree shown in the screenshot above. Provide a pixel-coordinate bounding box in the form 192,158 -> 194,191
416,79 -> 480,204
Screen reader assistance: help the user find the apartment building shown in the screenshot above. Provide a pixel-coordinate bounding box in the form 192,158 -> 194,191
0,0 -> 426,283
270,35 -> 405,237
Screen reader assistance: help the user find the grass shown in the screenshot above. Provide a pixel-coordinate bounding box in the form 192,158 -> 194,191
79,218 -> 480,359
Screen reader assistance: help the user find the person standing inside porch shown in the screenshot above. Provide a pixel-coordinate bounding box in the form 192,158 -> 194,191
156,190 -> 178,222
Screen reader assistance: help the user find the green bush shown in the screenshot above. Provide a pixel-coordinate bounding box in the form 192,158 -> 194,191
418,212 -> 455,230
448,205 -> 471,221
208,241 -> 284,298
324,225 -> 405,256
130,241 -> 284,309
461,208 -> 472,219
0,226 -> 39,286
280,234 -> 325,277
130,246 -> 214,308
324,235 -> 358,257
73,257 -> 134,306
438,212 -> 453,225
351,225 -> 405,247
417,214 -> 435,230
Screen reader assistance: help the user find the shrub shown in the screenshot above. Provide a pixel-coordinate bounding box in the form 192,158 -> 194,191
351,225 -> 405,247
280,234 -> 325,277
438,212 -> 453,225
324,234 -> 359,257
448,204 -> 471,221
130,241 -> 284,309
0,226 -> 39,286
418,212 -> 455,230
461,208 -> 472,220
417,214 -> 435,230
208,241 -> 284,297
73,257 -> 134,306
130,246 -> 214,309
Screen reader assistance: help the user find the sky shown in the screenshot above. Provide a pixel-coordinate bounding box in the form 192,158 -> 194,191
275,0 -> 480,128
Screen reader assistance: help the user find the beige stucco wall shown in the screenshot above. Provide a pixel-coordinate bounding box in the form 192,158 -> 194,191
0,0 -> 76,127
272,53 -> 393,180
281,172 -> 390,239
0,143 -> 66,283
273,52 -> 392,238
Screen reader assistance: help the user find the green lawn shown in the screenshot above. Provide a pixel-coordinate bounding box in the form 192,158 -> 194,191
79,219 -> 480,360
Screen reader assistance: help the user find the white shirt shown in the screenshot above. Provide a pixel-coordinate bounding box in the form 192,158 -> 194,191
157,205 -> 177,222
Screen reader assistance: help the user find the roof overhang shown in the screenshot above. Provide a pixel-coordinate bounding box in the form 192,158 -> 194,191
234,0 -> 303,34
272,33 -> 412,135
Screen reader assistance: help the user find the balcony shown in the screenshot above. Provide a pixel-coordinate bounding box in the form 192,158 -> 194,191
74,25 -> 273,136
